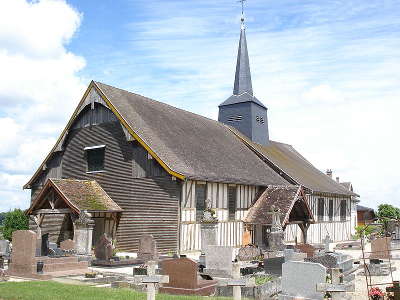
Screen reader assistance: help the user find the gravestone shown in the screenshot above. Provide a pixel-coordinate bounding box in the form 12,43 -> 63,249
284,249 -> 307,262
237,245 -> 262,262
371,237 -> 392,259
0,240 -> 10,257
264,256 -> 285,276
279,261 -> 327,300
203,245 -> 235,277
8,230 -> 37,275
60,239 -> 75,251
73,211 -> 95,255
160,257 -> 217,296
322,235 -> 333,252
295,243 -> 316,258
94,233 -> 113,261
137,234 -> 158,262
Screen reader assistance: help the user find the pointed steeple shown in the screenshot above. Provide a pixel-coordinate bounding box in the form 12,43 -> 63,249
233,17 -> 253,96
218,8 -> 270,146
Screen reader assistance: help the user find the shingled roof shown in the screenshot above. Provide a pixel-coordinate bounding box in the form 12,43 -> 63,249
228,127 -> 355,196
93,82 -> 289,186
27,178 -> 122,214
244,185 -> 314,225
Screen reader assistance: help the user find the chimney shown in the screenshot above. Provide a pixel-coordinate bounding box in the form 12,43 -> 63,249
336,177 -> 340,183
326,169 -> 332,178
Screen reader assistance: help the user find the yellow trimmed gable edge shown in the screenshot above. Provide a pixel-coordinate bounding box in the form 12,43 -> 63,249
23,81 -> 185,189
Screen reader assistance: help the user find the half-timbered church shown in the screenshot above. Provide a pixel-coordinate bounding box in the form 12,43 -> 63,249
24,14 -> 358,253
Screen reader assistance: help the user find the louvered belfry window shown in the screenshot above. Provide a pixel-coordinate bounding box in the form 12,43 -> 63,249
196,184 -> 207,222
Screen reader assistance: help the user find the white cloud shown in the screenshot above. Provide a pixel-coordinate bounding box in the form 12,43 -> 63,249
0,0 -> 86,211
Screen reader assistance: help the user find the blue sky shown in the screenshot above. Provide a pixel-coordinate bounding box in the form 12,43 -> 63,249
0,0 -> 399,211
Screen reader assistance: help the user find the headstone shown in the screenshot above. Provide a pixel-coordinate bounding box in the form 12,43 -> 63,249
264,256 -> 285,276
371,237 -> 392,259
41,233 -> 49,256
237,245 -> 262,262
225,262 -> 254,300
73,211 -> 95,255
203,245 -> 234,277
137,234 -> 158,262
317,268 -> 351,300
242,231 -> 251,246
284,249 -> 307,262
200,223 -> 218,254
160,257 -> 217,296
0,240 -> 10,256
8,230 -> 37,275
322,235 -> 333,252
279,261 -> 327,300
295,243 -> 316,258
94,233 -> 113,261
60,239 -> 75,251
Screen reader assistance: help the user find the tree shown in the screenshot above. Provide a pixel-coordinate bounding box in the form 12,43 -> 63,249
377,204 -> 400,220
1,209 -> 29,241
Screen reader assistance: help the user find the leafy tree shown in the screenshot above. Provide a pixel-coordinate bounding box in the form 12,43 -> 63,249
1,209 -> 29,241
377,204 -> 400,220
0,212 -> 7,225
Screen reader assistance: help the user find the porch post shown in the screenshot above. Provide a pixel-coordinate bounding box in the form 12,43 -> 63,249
298,222 -> 310,244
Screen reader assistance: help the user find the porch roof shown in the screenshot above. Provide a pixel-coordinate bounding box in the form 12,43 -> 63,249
26,178 -> 122,215
244,185 -> 315,225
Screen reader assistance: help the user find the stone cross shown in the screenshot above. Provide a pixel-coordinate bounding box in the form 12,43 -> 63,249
226,262 -> 255,300
386,281 -> 400,300
133,260 -> 169,300
322,235 -> 333,252
317,268 -> 348,300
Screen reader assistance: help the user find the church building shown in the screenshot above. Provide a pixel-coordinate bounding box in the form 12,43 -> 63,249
24,13 -> 358,253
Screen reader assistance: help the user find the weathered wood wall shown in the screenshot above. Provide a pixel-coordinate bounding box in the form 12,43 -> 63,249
30,99 -> 181,252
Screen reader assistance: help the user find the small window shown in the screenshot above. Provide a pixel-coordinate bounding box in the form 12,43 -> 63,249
328,199 -> 334,221
228,186 -> 237,221
85,145 -> 105,172
340,200 -> 347,222
195,184 -> 207,222
317,198 -> 325,221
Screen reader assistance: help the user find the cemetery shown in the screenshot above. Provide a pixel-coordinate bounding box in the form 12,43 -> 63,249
0,1 -> 399,300
1,203 -> 399,300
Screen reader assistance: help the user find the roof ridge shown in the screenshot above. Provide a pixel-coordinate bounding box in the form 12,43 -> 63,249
95,81 -> 224,127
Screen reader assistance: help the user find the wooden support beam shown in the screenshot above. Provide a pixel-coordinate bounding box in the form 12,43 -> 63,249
31,208 -> 72,215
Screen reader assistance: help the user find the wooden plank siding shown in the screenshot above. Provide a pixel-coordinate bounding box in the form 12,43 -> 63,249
29,102 -> 181,252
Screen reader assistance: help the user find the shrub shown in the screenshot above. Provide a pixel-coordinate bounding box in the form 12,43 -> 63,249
2,209 -> 29,241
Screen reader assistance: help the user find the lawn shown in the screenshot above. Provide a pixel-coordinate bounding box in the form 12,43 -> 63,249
0,281 -> 234,300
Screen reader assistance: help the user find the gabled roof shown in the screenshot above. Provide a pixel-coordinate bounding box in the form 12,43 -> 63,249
228,127 -> 356,196
93,82 -> 287,186
244,185 -> 315,225
24,81 -> 289,188
26,178 -> 122,215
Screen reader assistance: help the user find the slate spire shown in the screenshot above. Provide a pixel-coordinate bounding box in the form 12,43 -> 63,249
233,16 -> 253,96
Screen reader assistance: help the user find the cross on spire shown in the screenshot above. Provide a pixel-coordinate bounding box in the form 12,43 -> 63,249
238,0 -> 246,26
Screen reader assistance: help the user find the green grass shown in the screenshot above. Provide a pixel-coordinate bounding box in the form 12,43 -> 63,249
0,281 -> 234,300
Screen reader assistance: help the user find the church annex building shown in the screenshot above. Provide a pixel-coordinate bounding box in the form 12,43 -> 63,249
24,16 -> 359,253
